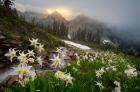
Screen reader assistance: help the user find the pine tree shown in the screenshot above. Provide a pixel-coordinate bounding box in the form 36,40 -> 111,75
0,0 -> 2,5
3,0 -> 14,9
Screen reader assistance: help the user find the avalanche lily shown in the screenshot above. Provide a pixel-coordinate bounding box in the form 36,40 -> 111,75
13,64 -> 32,75
64,73 -> 74,86
55,71 -> 74,86
95,81 -> 104,89
36,56 -> 44,66
28,58 -> 35,63
27,50 -> 35,57
50,54 -> 62,68
55,71 -> 65,79
18,51 -> 28,63
37,44 -> 44,52
124,65 -> 137,77
5,48 -> 18,61
112,81 -> 121,92
96,68 -> 105,78
29,38 -> 39,47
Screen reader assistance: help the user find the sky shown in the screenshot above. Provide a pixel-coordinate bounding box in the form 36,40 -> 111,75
15,0 -> 140,29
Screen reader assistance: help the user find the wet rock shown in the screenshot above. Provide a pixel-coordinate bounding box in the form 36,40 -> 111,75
10,40 -> 22,47
4,75 -> 18,85
0,35 -> 6,41
0,30 -> 2,34
0,64 -> 5,68
67,50 -> 75,58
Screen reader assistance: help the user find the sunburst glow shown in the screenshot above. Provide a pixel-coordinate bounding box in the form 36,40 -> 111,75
45,8 -> 72,20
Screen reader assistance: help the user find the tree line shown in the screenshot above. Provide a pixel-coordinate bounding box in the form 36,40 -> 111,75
0,0 -> 17,17
71,25 -> 101,44
38,18 -> 69,39
48,19 -> 68,39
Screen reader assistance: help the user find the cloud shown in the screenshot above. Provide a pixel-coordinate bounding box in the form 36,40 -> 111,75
45,8 -> 74,20
15,2 -> 26,12
15,2 -> 45,13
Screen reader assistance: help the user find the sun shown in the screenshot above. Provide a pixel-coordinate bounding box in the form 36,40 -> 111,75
44,8 -> 72,20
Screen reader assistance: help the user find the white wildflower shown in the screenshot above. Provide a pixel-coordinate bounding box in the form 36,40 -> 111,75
28,58 -> 35,63
95,81 -> 104,89
18,77 -> 30,87
108,59 -> 113,64
124,65 -> 137,77
56,48 -> 62,53
77,60 -> 80,66
29,38 -> 39,47
112,81 -> 121,92
55,71 -> 65,79
110,66 -> 117,72
5,48 -> 18,61
29,69 -> 36,81
36,56 -> 44,66
18,51 -> 28,63
27,50 -> 35,57
96,68 -> 105,78
55,71 -> 74,86
13,64 -> 32,76
67,63 -> 71,66
13,64 -> 36,86
64,73 -> 74,86
36,89 -> 41,92
50,54 -> 62,68
37,44 -> 44,52
106,67 -> 110,71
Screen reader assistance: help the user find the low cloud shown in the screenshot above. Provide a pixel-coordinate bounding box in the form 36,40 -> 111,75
15,2 -> 26,12
15,2 -> 45,13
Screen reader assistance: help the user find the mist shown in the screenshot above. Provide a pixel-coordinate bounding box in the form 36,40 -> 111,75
15,0 -> 140,50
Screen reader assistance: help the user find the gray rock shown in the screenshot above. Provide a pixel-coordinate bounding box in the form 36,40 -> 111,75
0,35 -> 6,40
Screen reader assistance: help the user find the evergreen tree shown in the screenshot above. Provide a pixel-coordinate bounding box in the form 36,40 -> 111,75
31,17 -> 36,25
0,0 -> 2,5
3,0 -> 14,9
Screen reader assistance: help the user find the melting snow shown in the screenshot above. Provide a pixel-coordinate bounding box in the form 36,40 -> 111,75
62,40 -> 91,50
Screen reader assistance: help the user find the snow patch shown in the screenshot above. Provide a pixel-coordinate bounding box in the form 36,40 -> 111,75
62,40 -> 91,50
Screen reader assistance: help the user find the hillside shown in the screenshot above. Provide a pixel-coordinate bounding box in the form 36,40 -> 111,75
27,12 -> 139,55
0,1 -> 140,92
23,11 -> 115,44
0,13 -> 65,68
69,15 -> 114,43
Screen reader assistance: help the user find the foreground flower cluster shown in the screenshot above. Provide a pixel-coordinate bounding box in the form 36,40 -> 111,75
5,38 -> 74,87
5,38 -> 45,86
55,71 -> 74,86
3,38 -> 140,92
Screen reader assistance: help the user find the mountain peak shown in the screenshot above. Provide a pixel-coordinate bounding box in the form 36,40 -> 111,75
51,11 -> 62,17
46,11 -> 68,23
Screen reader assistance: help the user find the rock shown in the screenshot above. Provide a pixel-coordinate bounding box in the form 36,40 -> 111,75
0,35 -> 6,41
0,30 -> 2,34
4,75 -> 18,85
0,64 -> 5,68
63,56 -> 71,60
0,35 -> 5,39
0,44 -> 11,48
10,40 -> 19,45
67,50 -> 75,58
